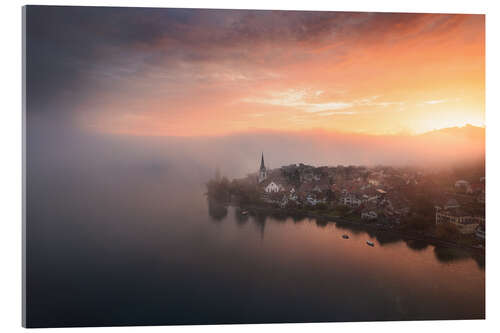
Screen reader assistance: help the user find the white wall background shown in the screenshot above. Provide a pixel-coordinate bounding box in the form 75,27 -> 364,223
1,0 -> 499,332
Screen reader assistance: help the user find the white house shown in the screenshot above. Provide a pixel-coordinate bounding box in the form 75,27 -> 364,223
475,225 -> 485,239
444,198 -> 460,210
340,193 -> 362,207
306,194 -> 318,206
265,181 -> 283,193
455,180 -> 470,188
435,207 -> 485,234
361,210 -> 378,220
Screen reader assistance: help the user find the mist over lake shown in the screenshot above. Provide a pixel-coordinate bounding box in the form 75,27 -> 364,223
25,121 -> 484,327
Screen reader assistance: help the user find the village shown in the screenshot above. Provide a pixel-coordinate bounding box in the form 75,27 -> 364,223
207,153 -> 486,245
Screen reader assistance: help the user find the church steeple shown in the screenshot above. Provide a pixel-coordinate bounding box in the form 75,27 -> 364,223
258,152 -> 267,183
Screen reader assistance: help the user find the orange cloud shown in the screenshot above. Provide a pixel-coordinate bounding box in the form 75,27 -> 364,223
73,11 -> 484,137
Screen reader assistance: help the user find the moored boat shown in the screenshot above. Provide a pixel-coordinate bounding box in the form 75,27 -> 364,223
366,241 -> 374,247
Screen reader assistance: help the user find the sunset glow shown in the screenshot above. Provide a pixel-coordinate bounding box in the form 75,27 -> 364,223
28,8 -> 484,138
58,10 -> 484,137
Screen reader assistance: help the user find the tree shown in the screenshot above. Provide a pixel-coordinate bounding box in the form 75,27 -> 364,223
404,215 -> 433,231
435,222 -> 460,240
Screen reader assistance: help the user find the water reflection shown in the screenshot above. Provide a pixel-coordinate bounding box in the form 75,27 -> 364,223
406,240 -> 429,251
207,200 -> 228,222
207,201 -> 485,268
233,209 -> 249,226
433,246 -> 485,269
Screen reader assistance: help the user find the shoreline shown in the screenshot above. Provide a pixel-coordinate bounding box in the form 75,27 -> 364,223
233,203 -> 485,256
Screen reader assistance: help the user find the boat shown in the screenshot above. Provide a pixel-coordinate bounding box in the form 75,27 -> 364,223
366,241 -> 374,247
241,210 -> 248,215
342,234 -> 349,239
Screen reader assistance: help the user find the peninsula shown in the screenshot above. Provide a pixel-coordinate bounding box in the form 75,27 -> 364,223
207,153 -> 485,250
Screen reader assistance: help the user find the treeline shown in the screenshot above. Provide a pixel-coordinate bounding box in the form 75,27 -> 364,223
206,177 -> 231,203
206,177 -> 261,205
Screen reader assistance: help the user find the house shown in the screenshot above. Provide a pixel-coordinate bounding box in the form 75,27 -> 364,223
306,194 -> 318,206
361,210 -> 378,220
340,193 -> 362,208
365,195 -> 379,204
368,178 -> 381,186
475,224 -> 485,240
288,187 -> 298,201
455,180 -> 470,188
279,194 -> 289,208
435,207 -> 485,234
312,179 -> 330,193
264,181 -> 284,193
303,192 -> 327,206
376,189 -> 387,197
444,198 -> 460,210
454,180 -> 470,193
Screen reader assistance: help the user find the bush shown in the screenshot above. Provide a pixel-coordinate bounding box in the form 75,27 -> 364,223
314,203 -> 328,210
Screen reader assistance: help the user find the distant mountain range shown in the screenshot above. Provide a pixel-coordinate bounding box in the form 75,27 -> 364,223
419,124 -> 485,142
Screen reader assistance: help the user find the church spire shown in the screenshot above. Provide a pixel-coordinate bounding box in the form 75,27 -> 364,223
258,152 -> 267,183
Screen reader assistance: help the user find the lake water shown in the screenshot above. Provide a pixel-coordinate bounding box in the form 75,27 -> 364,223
26,167 -> 485,327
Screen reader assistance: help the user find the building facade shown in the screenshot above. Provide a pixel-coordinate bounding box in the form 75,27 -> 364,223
435,208 -> 485,234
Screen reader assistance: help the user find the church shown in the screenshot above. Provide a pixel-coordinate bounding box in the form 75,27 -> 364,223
258,153 -> 267,183
257,153 -> 286,194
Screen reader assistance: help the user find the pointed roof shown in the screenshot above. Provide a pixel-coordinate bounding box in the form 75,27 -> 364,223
260,152 -> 266,171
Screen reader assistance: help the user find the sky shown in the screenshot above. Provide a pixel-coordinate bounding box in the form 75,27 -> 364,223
26,6 -> 485,138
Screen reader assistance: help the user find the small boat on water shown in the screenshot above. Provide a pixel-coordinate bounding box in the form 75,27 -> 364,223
241,210 -> 248,215
366,241 -> 374,247
342,234 -> 349,239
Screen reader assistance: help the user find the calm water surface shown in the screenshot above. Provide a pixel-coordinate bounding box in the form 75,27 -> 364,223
26,138 -> 485,327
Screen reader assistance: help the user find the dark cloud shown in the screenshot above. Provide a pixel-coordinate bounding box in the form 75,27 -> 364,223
25,5 -> 481,123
